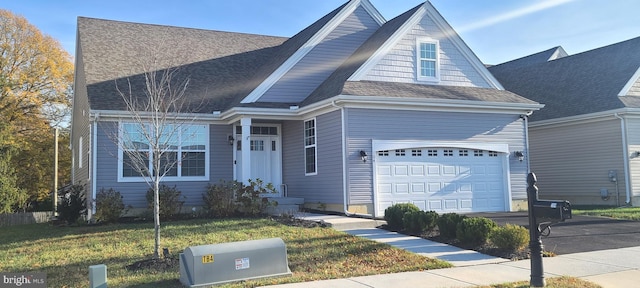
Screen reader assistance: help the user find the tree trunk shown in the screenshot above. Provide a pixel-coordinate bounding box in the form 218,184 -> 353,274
153,178 -> 160,259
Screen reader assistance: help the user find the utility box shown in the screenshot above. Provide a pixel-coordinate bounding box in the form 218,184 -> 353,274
179,238 -> 292,287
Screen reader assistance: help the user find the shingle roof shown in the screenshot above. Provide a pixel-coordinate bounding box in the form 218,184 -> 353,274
489,36 -> 640,121
78,1 -> 539,114
78,2 -> 347,112
341,81 -> 538,104
487,46 -> 566,74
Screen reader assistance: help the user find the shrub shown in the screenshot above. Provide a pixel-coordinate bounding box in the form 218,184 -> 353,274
146,185 -> 185,219
456,217 -> 498,245
402,210 -> 439,234
436,213 -> 467,239
489,224 -> 529,251
235,179 -> 277,217
94,188 -> 126,223
203,180 -> 239,218
384,203 -> 420,231
57,184 -> 87,224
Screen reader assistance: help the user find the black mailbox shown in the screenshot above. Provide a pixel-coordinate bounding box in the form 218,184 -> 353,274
533,200 -> 571,223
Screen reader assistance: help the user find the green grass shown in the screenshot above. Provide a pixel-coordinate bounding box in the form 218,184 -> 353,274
0,218 -> 451,287
572,205 -> 640,221
485,276 -> 601,288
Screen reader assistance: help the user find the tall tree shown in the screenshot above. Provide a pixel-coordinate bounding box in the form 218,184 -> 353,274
0,9 -> 73,207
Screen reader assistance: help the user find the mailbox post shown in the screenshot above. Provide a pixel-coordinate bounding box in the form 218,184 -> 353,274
527,172 -> 571,287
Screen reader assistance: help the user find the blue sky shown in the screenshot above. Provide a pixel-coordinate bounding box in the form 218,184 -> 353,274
3,0 -> 639,65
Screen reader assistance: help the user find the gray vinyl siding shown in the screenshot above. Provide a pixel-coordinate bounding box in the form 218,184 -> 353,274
361,13 -> 491,88
257,5 -> 380,103
95,121 -> 233,208
529,118 -> 624,205
625,118 -> 640,200
628,78 -> 640,96
71,41 -> 91,189
345,108 -> 527,205
282,111 -> 344,204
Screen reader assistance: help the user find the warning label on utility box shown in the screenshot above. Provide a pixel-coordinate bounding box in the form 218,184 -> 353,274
235,258 -> 250,270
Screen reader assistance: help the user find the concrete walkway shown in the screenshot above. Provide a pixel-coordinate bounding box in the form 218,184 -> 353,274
261,213 -> 640,288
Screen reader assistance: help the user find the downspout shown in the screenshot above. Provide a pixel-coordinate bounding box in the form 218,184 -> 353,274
90,113 -> 100,218
523,111 -> 533,173
614,113 -> 632,205
332,101 -> 372,218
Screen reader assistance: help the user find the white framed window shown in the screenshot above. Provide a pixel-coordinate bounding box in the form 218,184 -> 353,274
416,38 -> 440,82
118,122 -> 209,182
304,118 -> 317,175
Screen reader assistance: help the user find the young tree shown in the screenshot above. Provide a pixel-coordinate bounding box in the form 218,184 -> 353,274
0,9 -> 73,207
113,58 -> 200,259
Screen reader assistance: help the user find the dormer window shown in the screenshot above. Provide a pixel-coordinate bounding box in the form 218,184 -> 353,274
417,38 -> 439,82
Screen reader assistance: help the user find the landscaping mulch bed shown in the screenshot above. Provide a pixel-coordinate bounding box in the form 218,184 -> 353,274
126,256 -> 179,272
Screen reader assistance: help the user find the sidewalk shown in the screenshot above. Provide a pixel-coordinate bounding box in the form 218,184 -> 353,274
261,213 -> 640,288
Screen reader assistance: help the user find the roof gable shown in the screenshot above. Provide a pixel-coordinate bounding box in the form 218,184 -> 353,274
240,0 -> 384,104
490,36 -> 640,121
348,2 -> 502,89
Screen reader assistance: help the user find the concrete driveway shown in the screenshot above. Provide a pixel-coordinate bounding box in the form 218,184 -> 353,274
469,212 -> 640,254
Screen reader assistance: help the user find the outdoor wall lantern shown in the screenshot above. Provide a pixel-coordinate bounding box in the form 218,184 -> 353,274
514,151 -> 525,162
633,151 -> 640,158
228,135 -> 234,146
360,150 -> 368,162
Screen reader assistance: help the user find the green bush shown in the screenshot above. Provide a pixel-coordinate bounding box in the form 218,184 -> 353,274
235,179 -> 277,217
94,188 -> 126,223
57,184 -> 87,224
436,213 -> 467,239
145,184 -> 185,219
203,180 -> 239,218
456,217 -> 498,245
489,224 -> 529,251
402,210 -> 439,234
384,203 -> 420,231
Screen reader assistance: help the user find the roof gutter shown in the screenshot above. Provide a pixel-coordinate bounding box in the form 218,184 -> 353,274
614,113 -> 632,205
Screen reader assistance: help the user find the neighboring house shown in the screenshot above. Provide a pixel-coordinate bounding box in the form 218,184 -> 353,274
489,36 -> 640,207
72,0 -> 542,219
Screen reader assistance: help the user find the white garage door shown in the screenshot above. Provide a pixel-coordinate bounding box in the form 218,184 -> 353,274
375,147 -> 506,216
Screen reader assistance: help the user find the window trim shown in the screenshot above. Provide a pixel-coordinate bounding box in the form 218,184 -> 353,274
416,38 -> 440,82
117,122 -> 210,183
304,118 -> 317,176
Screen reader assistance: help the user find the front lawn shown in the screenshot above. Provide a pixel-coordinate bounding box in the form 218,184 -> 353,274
572,205 -> 640,220
0,218 -> 450,287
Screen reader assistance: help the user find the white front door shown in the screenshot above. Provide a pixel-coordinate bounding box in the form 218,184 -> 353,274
235,133 -> 282,196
